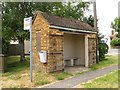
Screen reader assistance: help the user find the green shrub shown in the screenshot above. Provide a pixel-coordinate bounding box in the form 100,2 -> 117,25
110,38 -> 120,46
98,33 -> 109,61
98,43 -> 108,61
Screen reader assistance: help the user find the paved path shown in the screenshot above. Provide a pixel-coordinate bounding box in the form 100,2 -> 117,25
41,65 -> 118,88
107,49 -> 120,55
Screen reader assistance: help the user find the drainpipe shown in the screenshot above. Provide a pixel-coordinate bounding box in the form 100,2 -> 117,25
93,0 -> 99,63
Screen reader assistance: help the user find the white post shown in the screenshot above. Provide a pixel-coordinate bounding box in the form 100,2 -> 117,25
85,35 -> 88,67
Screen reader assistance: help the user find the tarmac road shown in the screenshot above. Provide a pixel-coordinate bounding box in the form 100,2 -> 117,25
107,49 -> 120,55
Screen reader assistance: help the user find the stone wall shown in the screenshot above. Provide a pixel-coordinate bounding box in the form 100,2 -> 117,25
88,34 -> 97,66
32,12 -> 63,72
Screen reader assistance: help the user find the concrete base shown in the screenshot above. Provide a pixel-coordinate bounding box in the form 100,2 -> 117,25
64,66 -> 89,74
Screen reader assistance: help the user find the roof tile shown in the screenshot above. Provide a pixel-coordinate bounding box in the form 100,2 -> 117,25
42,12 -> 94,31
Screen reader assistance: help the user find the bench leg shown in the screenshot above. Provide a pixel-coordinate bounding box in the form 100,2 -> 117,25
71,59 -> 74,66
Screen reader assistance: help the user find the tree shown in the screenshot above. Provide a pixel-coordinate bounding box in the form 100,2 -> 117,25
110,17 -> 120,46
111,17 -> 120,38
33,2 -> 90,21
53,2 -> 90,21
2,2 -> 33,62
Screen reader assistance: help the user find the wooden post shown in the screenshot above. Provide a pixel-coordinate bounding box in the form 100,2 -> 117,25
0,54 -> 7,73
93,0 -> 99,63
93,0 -> 97,30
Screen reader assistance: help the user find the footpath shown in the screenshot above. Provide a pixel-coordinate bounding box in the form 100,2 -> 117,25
40,65 -> 118,88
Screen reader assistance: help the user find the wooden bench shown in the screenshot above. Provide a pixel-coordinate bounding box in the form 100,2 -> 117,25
64,58 -> 79,66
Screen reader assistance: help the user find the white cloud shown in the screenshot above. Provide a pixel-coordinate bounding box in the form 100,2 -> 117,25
96,0 -> 119,48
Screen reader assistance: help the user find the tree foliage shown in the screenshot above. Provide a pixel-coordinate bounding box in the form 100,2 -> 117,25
110,17 -> 120,46
2,2 -> 33,41
111,17 -> 120,38
110,38 -> 120,46
53,2 -> 90,20
33,2 -> 91,21
83,15 -> 94,27
2,2 -> 34,61
98,33 -> 109,61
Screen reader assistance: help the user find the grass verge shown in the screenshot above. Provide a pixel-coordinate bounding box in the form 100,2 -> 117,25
82,70 -> 119,88
89,54 -> 118,70
75,54 -> 118,75
52,72 -> 73,80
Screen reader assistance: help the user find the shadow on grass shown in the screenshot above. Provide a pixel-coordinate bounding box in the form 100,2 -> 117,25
4,56 -> 30,75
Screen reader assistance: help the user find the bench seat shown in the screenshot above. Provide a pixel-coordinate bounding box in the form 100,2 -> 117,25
64,58 -> 79,66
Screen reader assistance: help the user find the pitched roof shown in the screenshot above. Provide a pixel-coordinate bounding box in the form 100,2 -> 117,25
33,11 -> 96,32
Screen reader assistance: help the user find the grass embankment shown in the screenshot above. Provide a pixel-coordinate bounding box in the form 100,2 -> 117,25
1,54 -> 118,88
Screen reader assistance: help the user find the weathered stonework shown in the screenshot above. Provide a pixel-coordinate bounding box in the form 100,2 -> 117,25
32,12 -> 64,72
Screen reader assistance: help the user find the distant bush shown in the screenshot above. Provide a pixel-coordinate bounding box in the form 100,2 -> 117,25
110,38 -> 120,46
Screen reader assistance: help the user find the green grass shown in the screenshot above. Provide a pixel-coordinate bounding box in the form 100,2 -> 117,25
1,56 -> 30,79
53,72 -> 73,80
34,79 -> 50,86
8,74 -> 21,80
6,56 -> 30,72
75,54 -> 118,75
83,70 -> 119,88
89,55 -> 118,70
1,56 -> 30,77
